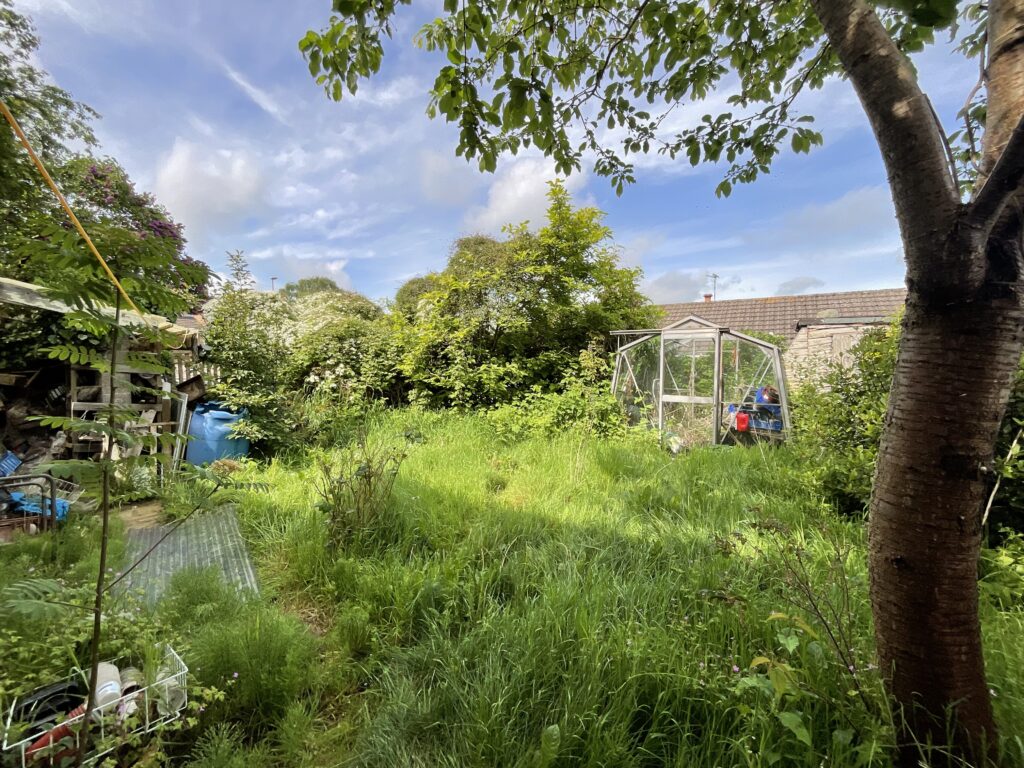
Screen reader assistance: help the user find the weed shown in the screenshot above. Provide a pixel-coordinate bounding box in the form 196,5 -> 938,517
314,436 -> 405,551
186,723 -> 271,768
192,608 -> 318,732
223,411 -> 1024,765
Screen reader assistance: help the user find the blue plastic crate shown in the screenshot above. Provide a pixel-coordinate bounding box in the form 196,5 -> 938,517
0,451 -> 21,477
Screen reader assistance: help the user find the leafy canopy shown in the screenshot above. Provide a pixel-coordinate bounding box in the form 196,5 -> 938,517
0,4 -> 210,363
394,181 -> 658,407
0,0 -> 96,202
304,0 -> 964,196
281,276 -> 344,300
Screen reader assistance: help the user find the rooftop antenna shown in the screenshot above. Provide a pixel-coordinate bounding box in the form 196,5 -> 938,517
708,272 -> 719,300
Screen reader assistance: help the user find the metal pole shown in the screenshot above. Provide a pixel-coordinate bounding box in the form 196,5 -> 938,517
774,347 -> 793,435
657,333 -> 665,439
713,332 -> 722,445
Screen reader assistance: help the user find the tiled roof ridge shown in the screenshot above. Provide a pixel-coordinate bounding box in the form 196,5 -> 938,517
655,287 -> 907,339
658,286 -> 906,310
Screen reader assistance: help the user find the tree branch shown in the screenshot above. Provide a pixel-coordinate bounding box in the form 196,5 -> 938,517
808,0 -> 960,279
967,114 -> 1024,233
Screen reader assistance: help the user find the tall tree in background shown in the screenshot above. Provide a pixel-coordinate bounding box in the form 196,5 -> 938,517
305,0 -> 1024,760
0,0 -> 95,203
281,275 -> 343,300
396,182 -> 657,407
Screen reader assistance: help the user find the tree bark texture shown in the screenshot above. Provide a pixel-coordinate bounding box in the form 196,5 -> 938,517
810,0 -> 1024,761
872,291 -> 1021,761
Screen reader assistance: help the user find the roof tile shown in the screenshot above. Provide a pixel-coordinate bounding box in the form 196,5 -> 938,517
657,288 -> 906,340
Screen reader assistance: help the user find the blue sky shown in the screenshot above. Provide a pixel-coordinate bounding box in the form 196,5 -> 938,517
18,0 -> 979,304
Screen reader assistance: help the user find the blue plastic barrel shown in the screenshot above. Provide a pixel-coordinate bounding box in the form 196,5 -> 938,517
185,402 -> 250,465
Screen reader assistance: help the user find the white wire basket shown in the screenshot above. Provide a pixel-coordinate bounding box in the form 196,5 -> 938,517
2,645 -> 188,767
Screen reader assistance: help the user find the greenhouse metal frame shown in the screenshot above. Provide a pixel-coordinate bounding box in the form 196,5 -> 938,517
611,316 -> 792,449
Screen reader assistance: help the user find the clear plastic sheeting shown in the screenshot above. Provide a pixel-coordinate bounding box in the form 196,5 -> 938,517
611,316 -> 791,449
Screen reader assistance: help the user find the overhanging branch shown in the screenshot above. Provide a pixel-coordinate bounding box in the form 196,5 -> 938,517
968,113 -> 1024,233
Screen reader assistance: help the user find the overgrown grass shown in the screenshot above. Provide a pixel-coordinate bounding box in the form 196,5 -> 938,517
2,410 -> 1021,765
227,410 -> 1024,766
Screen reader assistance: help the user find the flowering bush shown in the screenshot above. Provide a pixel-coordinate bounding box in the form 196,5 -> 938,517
203,253 -> 296,448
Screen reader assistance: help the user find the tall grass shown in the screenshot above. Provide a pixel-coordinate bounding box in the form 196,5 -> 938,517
226,410 -> 1024,766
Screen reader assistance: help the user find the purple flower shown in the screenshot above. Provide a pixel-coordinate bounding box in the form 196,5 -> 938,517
732,665 -> 740,673
232,672 -> 239,679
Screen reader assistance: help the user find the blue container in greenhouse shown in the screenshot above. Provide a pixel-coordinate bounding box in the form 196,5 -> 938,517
185,402 -> 249,465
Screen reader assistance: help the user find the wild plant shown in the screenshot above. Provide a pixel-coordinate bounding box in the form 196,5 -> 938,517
314,436 -> 406,551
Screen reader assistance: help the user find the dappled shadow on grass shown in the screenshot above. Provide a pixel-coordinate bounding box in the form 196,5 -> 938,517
231,416 -> 895,767
309,469 -> 884,766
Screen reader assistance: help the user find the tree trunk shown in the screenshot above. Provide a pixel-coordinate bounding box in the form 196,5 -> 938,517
870,283 -> 1023,761
809,0 -> 1024,760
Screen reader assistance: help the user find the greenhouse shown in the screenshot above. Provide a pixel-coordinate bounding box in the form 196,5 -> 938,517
611,316 -> 792,449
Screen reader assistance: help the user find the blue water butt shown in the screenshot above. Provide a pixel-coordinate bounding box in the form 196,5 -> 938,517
185,402 -> 250,465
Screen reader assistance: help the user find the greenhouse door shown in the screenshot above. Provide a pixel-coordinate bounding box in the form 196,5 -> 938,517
659,331 -> 721,448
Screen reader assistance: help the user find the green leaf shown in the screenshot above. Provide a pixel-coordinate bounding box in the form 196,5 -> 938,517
777,711 -> 812,747
778,629 -> 800,654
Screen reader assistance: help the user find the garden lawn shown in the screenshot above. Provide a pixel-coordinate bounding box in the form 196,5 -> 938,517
229,410 -> 1024,767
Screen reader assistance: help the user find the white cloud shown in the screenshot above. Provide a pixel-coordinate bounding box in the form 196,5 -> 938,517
221,62 -> 288,124
248,243 -> 376,263
154,138 -> 264,243
351,76 -> 422,107
642,270 -> 710,304
246,246 -> 363,290
16,0 -> 149,35
186,113 -> 216,138
775,276 -> 825,295
418,150 -> 485,207
464,158 -> 588,233
619,232 -> 666,269
757,184 -> 898,253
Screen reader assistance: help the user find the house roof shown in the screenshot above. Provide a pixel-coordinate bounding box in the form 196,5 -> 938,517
174,313 -> 206,330
657,288 -> 906,341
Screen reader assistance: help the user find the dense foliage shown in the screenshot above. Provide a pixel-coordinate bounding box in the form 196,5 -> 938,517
794,317 -> 1024,532
202,185 -> 655,446
280,276 -> 343,300
203,252 -> 296,446
303,0 -> 971,195
395,182 -> 659,407
0,3 -> 209,367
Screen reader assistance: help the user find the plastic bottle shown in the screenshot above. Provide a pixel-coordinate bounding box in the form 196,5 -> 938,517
93,662 -> 122,716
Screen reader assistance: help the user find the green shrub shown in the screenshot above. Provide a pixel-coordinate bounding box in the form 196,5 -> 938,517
393,182 -> 659,408
488,348 -> 635,440
980,529 -> 1024,610
285,315 -> 404,405
791,319 -> 898,514
793,316 -> 1024,526
203,252 -> 298,449
192,607 -> 318,731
